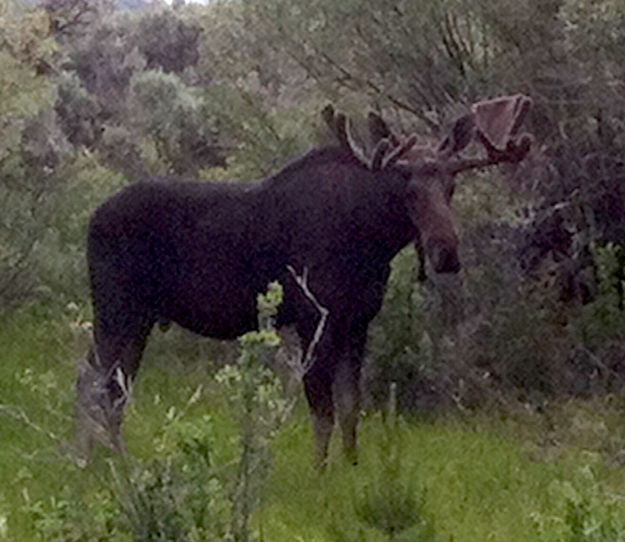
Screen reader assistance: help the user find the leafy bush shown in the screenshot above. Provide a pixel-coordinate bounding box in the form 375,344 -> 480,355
532,453 -> 625,542
104,283 -> 290,542
366,247 -> 434,412
107,453 -> 231,542
130,69 -> 224,174
215,281 -> 292,541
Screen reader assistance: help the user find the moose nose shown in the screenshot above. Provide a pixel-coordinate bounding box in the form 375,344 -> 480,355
432,245 -> 460,274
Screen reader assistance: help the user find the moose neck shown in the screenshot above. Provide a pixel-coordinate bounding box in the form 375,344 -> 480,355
260,146 -> 416,263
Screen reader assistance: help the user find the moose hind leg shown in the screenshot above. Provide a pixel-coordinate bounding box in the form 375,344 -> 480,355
76,316 -> 152,458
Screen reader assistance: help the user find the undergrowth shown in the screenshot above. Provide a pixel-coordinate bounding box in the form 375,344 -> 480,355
1,302 -> 625,541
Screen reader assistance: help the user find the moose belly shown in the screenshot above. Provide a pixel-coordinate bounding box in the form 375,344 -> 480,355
166,297 -> 257,339
164,273 -> 259,339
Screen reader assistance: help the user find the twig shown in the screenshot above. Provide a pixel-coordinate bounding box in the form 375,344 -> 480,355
286,265 -> 329,376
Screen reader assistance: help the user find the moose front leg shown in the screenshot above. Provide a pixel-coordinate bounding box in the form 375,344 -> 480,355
334,357 -> 361,465
303,362 -> 336,468
299,313 -> 353,467
334,319 -> 368,465
302,327 -> 361,466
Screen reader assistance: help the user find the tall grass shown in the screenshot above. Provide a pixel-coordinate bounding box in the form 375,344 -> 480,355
1,303 -> 625,541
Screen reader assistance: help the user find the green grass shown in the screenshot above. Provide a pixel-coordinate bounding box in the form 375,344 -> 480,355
1,303 -> 625,541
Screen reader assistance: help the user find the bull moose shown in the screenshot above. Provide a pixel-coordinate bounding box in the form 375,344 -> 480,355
76,95 -> 533,465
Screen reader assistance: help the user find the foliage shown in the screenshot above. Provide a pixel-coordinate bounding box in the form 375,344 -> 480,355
64,283 -> 292,542
560,0 -> 625,67
22,489 -> 123,542
532,453 -> 625,542
3,6 -> 625,541
3,305 -> 625,541
129,69 -> 223,174
0,4 -> 59,307
106,452 -> 231,542
366,247 -> 430,411
215,281 -> 291,541
2,5 -> 625,542
43,0 -> 115,42
54,72 -> 102,148
135,8 -> 200,74
234,0 -> 495,116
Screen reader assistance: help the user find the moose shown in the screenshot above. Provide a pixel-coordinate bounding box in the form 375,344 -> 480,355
76,95 -> 533,466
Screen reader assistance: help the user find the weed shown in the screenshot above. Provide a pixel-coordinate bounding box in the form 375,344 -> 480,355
21,489 -> 123,542
106,451 -> 232,542
353,410 -> 436,541
216,281 -> 293,541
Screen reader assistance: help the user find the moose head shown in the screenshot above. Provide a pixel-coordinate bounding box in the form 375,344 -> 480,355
323,95 -> 533,276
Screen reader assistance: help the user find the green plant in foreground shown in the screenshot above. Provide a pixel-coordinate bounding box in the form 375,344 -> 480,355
102,282 -> 289,542
216,280 -> 291,541
354,411 -> 436,541
22,488 -> 123,542
18,282 -> 289,542
106,452 -> 232,542
532,453 -> 625,541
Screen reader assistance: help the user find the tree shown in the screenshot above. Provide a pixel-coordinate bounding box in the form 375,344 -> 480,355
135,9 -> 201,74
43,0 -> 115,42
0,3 -> 61,306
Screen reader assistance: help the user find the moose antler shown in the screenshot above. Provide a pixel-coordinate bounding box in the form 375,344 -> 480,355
322,104 -> 416,171
322,95 -> 533,176
473,94 -> 531,152
371,95 -> 533,176
446,94 -> 533,175
368,111 -> 401,147
322,104 -> 369,166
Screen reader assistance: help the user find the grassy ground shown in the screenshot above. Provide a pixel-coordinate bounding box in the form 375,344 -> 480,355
1,303 -> 625,541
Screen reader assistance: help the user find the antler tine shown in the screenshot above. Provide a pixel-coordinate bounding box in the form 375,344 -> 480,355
477,128 -> 533,164
381,134 -> 418,169
472,94 -> 533,153
370,138 -> 392,171
368,112 -> 400,147
437,113 -> 475,158
444,94 -> 533,176
323,106 -> 420,171
448,132 -> 533,175
334,112 -> 371,168
508,96 -> 532,139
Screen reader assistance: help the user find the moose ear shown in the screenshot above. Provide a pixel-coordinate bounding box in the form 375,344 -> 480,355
368,112 -> 400,146
437,113 -> 475,156
472,94 -> 532,152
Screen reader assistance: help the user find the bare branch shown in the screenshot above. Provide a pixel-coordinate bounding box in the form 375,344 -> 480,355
286,265 -> 329,376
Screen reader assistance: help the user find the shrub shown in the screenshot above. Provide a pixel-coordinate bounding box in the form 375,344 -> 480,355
532,453 -> 625,541
107,282 -> 290,542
